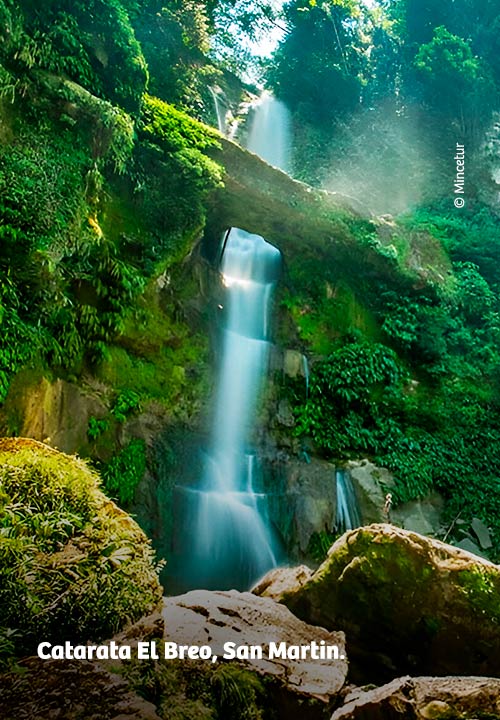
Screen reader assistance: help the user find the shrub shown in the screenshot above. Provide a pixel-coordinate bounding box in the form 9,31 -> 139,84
0,437 -> 162,658
101,437 -> 147,505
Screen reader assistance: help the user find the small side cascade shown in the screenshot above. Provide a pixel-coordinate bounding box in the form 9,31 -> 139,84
208,86 -> 227,135
335,469 -> 361,534
302,353 -> 310,400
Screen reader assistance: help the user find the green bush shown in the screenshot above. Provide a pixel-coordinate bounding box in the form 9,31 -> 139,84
297,342 -> 407,455
101,438 -> 147,505
0,438 -> 161,657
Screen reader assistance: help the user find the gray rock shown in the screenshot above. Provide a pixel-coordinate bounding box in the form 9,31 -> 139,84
283,350 -> 307,379
346,460 -> 392,524
252,565 -> 313,599
347,460 -> 444,537
391,493 -> 444,537
331,676 -> 500,719
280,524 -> 500,682
163,589 -> 347,703
281,459 -> 337,553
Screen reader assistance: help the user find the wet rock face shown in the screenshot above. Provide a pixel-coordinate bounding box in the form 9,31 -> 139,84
277,524 -> 500,682
163,589 -> 347,707
263,457 -> 338,556
331,676 -> 500,720
0,375 -> 107,455
346,460 -> 390,524
0,658 -> 162,720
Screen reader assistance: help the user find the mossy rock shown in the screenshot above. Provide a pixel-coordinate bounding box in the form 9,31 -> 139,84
277,524 -> 500,683
0,438 -> 162,658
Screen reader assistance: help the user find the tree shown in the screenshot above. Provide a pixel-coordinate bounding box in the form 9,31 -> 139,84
414,26 -> 497,144
268,0 -> 367,125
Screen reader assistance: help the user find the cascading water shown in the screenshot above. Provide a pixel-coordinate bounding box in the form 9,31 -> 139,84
246,90 -> 292,173
209,86 -> 226,135
182,228 -> 282,590
335,469 -> 361,533
302,354 -> 310,400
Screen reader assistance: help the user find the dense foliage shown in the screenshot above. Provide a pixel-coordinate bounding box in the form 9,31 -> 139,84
0,0 -> 147,112
1,0 -> 500,569
268,0 -> 500,208
0,439 -> 161,659
292,202 -> 500,556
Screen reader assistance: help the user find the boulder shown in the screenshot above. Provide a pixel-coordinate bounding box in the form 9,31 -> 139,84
391,493 -> 444,537
163,589 -> 347,708
0,658 -> 162,720
331,676 -> 500,719
279,524 -> 500,682
283,350 -> 307,379
252,564 -> 313,599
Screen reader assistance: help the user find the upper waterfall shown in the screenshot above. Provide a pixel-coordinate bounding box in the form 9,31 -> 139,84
246,91 -> 292,174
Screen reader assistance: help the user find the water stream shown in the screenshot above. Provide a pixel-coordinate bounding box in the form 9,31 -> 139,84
173,91 -> 293,591
246,90 -> 292,173
302,354 -> 310,400
209,86 -> 226,135
335,469 -> 361,533
182,228 -> 281,590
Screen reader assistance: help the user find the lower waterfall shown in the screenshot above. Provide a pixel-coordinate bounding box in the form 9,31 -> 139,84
179,227 -> 282,590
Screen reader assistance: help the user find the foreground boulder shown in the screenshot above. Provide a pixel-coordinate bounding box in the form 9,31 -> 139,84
163,589 -> 347,714
260,524 -> 500,681
331,676 -> 500,719
0,437 -> 162,657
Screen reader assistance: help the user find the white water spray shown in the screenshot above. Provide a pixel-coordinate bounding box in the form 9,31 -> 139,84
302,354 -> 310,400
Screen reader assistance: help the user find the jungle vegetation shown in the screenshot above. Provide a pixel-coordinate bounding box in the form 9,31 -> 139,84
0,0 -> 500,560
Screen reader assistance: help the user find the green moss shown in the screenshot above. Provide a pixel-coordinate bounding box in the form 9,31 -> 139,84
97,281 -> 209,417
122,655 -> 268,720
281,279 -> 380,353
457,568 -> 500,620
0,438 -> 162,657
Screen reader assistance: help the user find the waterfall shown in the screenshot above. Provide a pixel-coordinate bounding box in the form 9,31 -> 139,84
209,86 -> 226,135
246,91 -> 292,173
302,354 -> 310,400
335,469 -> 361,534
183,228 -> 281,590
